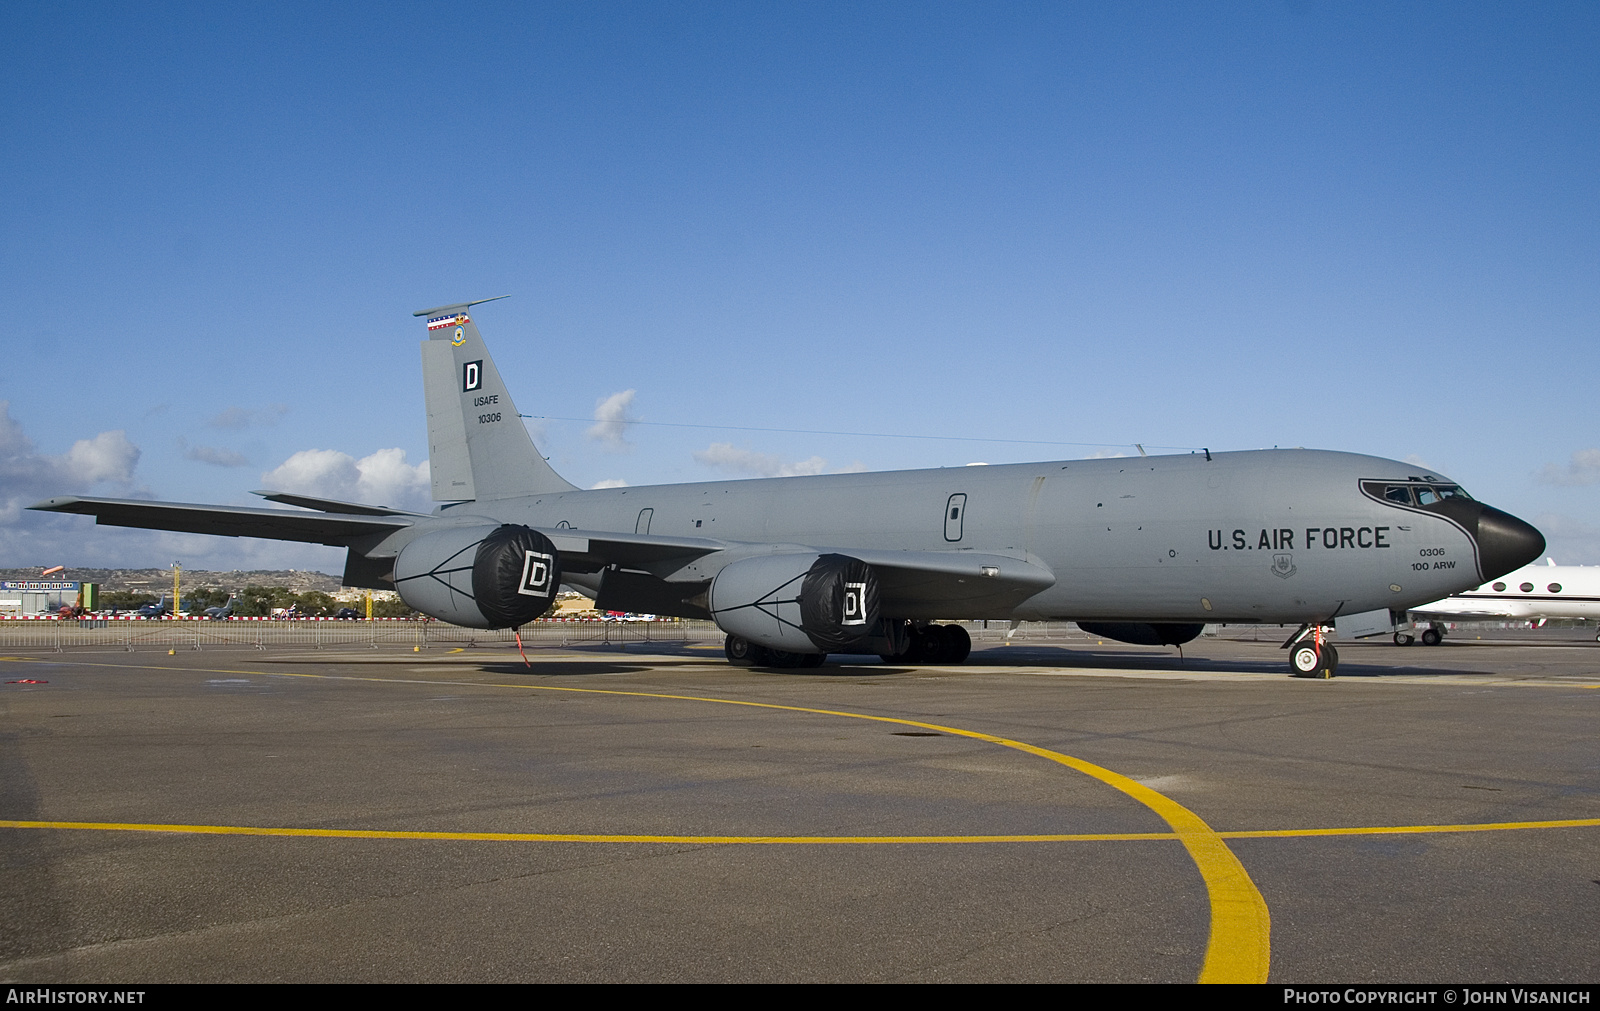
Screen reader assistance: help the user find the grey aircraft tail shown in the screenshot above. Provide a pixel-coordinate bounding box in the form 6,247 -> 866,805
415,298 -> 577,501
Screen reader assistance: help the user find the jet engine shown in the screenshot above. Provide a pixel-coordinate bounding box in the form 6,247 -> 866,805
1076,621 -> 1204,647
394,523 -> 560,628
708,552 -> 879,654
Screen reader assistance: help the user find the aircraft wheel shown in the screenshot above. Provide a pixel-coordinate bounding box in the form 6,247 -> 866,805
1393,632 -> 1414,646
800,652 -> 826,668
1421,628 -> 1442,646
1286,639 -> 1324,678
724,634 -> 756,666
944,624 -> 972,663
1325,644 -> 1339,675
912,625 -> 950,664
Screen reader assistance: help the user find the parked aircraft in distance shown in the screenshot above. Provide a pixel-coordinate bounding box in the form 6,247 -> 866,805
203,596 -> 237,620
31,298 -> 1546,676
133,595 -> 170,619
1399,559 -> 1600,644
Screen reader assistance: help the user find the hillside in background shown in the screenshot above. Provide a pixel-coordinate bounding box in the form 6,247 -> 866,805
0,568 -> 344,594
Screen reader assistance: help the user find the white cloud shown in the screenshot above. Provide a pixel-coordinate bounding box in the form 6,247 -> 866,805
0,403 -> 363,572
260,447 -> 430,509
180,440 -> 249,468
62,430 -> 141,484
586,389 -> 637,450
1086,449 -> 1128,459
208,404 -> 289,429
0,402 -> 220,569
0,401 -> 140,525
590,479 -> 629,489
1537,449 -> 1600,487
693,442 -> 829,478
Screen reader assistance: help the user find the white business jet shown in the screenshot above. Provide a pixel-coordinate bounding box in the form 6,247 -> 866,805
1401,558 -> 1600,644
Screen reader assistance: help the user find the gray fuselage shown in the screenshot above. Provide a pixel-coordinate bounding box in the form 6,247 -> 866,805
401,448 -> 1499,625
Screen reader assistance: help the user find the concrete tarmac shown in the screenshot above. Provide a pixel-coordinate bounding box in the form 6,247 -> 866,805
2,631 -> 1597,983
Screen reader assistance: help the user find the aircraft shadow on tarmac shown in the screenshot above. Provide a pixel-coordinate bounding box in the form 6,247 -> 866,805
476,642 -> 1493,680
478,662 -> 654,677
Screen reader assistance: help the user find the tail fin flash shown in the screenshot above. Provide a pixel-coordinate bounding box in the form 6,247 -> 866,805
415,298 -> 577,501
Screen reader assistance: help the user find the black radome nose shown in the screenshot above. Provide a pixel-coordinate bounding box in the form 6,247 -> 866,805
1475,506 -> 1545,581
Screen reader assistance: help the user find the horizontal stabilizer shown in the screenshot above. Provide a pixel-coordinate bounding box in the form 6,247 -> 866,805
412,295 -> 510,318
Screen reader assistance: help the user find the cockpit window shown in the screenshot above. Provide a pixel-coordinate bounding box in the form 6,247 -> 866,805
1362,480 -> 1474,508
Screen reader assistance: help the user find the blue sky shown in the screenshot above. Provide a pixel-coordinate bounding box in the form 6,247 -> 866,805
3,1 -> 1597,571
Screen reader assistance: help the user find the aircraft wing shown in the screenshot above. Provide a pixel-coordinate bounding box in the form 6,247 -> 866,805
840,547 -> 1056,617
569,526 -> 1056,619
29,496 -> 415,545
251,490 -> 430,517
30,498 -> 1054,616
538,528 -> 727,571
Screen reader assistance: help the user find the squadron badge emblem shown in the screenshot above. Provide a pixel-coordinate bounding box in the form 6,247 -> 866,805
1271,553 -> 1297,579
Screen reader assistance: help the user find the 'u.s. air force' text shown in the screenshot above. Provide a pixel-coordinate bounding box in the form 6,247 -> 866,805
1210,527 -> 1391,551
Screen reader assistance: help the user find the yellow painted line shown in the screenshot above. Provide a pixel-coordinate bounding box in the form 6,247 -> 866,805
213,667 -> 1273,981
6,657 -> 1268,981
0,820 -> 1174,844
6,815 -> 1597,846
1220,817 -> 1600,839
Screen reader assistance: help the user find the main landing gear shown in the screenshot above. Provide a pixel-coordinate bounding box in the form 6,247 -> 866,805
722,622 -> 976,670
878,623 -> 972,665
724,635 -> 825,669
1287,625 -> 1339,678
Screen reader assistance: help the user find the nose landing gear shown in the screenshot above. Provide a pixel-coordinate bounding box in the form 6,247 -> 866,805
1286,624 -> 1339,678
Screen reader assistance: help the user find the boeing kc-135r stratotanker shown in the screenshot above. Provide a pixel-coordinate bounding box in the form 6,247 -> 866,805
31,298 -> 1546,677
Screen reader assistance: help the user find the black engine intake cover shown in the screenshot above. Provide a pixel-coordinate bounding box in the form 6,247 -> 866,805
394,523 -> 561,629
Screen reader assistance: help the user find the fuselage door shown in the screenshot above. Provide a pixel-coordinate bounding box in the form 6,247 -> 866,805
944,493 -> 967,542
635,508 -> 653,535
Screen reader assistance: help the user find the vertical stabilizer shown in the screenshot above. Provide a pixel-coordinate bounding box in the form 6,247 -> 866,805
415,298 -> 577,500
